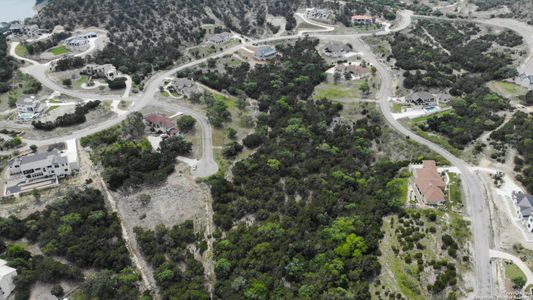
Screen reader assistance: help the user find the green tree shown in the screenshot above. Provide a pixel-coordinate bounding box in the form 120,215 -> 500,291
176,115 -> 196,133
359,80 -> 370,95
62,78 -> 72,87
121,112 -> 145,138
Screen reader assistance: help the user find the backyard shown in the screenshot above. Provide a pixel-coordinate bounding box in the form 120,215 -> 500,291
48,45 -> 70,56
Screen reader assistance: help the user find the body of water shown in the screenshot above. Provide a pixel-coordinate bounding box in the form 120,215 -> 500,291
0,0 -> 37,23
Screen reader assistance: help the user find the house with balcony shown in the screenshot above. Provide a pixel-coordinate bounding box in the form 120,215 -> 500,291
16,96 -> 44,120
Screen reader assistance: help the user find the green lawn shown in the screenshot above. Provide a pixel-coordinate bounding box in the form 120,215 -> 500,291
73,75 -> 89,89
49,45 -> 70,56
447,173 -> 463,207
213,92 -> 236,109
488,81 -> 527,98
392,102 -> 403,113
313,82 -> 364,100
505,263 -> 526,284
411,126 -> 462,157
15,44 -> 28,57
46,105 -> 59,113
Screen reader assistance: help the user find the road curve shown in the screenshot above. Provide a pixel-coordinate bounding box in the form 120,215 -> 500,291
355,36 -> 492,298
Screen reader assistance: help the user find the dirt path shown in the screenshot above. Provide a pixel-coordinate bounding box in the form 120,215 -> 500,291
420,26 -> 451,55
198,183 -> 216,298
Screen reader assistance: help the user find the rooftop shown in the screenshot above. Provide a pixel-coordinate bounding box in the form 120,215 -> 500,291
415,160 -> 446,205
144,113 -> 175,130
254,46 -> 276,58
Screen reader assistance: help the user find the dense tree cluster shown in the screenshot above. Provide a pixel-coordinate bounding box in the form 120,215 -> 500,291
192,38 -> 327,110
33,0 -> 333,78
199,39 -> 409,298
135,221 -> 208,299
54,56 -> 85,71
80,113 -> 192,189
419,88 -> 509,148
0,34 -> 16,93
0,188 -> 139,300
32,100 -> 101,130
490,111 -> 533,193
393,20 -> 517,91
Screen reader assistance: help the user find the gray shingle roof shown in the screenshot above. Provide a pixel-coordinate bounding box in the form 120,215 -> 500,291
518,194 -> 533,217
254,46 -> 276,58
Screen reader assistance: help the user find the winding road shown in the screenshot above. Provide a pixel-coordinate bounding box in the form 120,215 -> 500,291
8,8 -> 533,298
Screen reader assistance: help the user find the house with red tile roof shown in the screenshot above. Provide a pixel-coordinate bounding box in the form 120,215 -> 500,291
144,113 -> 178,135
413,160 -> 446,205
351,15 -> 375,25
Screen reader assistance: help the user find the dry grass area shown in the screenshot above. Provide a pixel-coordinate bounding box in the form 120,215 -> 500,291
114,164 -> 209,230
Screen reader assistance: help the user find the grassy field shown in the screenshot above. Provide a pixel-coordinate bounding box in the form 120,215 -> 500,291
392,102 -> 403,113
505,263 -> 526,285
46,105 -> 59,113
447,173 -> 463,208
411,126 -> 462,157
313,81 -> 366,100
49,45 -> 70,56
73,75 -> 89,89
488,81 -> 527,98
15,43 -> 28,57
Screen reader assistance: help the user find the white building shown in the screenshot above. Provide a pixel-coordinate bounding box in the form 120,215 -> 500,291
0,259 -> 17,300
514,191 -> 533,230
305,8 -> 332,21
64,37 -> 89,51
81,64 -> 117,81
16,96 -> 44,120
8,140 -> 79,182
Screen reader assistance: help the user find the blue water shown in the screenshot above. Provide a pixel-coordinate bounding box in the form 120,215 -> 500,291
0,0 -> 37,23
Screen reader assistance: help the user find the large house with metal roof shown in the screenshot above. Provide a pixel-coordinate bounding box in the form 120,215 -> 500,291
254,46 -> 277,60
8,144 -> 79,182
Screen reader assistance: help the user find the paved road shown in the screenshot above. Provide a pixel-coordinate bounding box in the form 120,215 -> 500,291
353,33 -> 493,298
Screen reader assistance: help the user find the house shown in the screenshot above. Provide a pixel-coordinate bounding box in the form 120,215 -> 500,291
513,192 -> 533,230
0,259 -> 17,300
8,23 -> 41,36
144,113 -> 178,135
518,73 -> 533,86
323,42 -> 351,57
351,15 -> 375,25
8,149 -> 75,181
170,78 -> 199,98
16,96 -> 44,120
207,32 -> 233,44
412,160 -> 446,205
254,46 -> 277,60
407,91 -> 436,107
334,63 -> 370,80
305,8 -> 332,21
81,64 -> 118,81
64,36 -> 90,50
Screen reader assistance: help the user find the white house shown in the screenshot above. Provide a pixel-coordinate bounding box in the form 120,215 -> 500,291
81,64 -> 118,81
8,145 -> 79,182
514,191 -> 533,230
16,96 -> 44,120
0,259 -> 17,300
305,8 -> 332,21
64,37 -> 90,51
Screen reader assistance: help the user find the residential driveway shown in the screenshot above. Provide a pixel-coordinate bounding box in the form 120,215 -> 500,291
490,249 -> 533,291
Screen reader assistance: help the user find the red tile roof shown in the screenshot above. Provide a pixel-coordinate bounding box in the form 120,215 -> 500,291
415,160 -> 446,205
144,113 -> 176,130
352,15 -> 373,20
